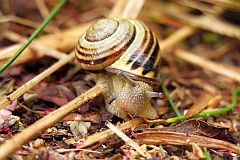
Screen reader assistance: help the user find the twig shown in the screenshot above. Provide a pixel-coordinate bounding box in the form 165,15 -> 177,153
19,103 -> 43,114
0,51 -> 75,110
174,48 -> 240,83
0,0 -> 67,74
200,0 -> 240,11
0,21 -> 93,66
122,0 -> 145,18
185,92 -> 213,117
109,0 -> 145,18
0,85 -> 102,159
162,3 -> 240,40
5,31 -> 68,60
56,148 -> 102,154
134,131 -> 240,154
0,15 -> 53,33
34,0 -> 60,33
160,26 -> 195,54
106,121 -> 152,159
79,118 -> 144,149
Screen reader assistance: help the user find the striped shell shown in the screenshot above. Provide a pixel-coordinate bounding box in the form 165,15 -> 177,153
75,18 -> 160,84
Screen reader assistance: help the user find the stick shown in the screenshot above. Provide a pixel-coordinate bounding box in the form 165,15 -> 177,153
161,26 -> 195,54
161,2 -> 240,40
134,131 -> 240,154
106,121 -> 152,159
174,48 -> 240,82
0,85 -> 102,159
0,21 -> 92,66
79,118 -> 144,148
0,51 -> 75,110
5,31 -> 68,60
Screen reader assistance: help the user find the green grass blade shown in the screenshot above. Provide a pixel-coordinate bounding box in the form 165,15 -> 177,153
191,85 -> 238,118
161,85 -> 182,117
202,147 -> 212,160
166,85 -> 239,123
0,0 -> 67,74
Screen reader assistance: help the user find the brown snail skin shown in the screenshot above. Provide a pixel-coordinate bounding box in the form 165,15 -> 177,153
75,18 -> 162,119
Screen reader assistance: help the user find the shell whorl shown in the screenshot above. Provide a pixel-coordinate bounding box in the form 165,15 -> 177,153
75,18 -> 160,84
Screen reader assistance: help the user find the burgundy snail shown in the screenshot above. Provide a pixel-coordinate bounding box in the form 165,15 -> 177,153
75,18 -> 162,119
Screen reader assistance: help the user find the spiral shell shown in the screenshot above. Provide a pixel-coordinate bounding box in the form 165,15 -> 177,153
75,18 -> 160,84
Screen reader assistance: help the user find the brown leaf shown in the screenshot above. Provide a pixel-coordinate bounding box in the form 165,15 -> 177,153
135,119 -> 240,144
134,131 -> 240,154
35,83 -> 76,106
186,92 -> 213,117
0,79 -> 15,97
0,74 -> 12,88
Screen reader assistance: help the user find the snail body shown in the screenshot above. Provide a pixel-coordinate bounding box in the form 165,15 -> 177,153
75,18 -> 162,119
96,73 -> 159,119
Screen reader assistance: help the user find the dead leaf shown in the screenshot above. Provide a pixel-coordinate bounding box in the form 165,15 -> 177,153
186,92 -> 213,117
35,83 -> 76,106
0,100 -> 18,128
135,119 -> 240,144
0,79 -> 15,97
0,74 -> 12,89
23,93 -> 38,107
134,130 -> 240,154
67,116 -> 91,139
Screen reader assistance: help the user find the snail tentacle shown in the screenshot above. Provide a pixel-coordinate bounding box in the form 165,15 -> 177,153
108,94 -> 118,104
146,91 -> 163,98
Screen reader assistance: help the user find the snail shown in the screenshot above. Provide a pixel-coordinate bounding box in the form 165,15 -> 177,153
75,18 -> 162,119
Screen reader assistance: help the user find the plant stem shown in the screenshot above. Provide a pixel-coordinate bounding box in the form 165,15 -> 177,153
167,86 -> 239,123
161,85 -> 182,117
0,0 -> 67,74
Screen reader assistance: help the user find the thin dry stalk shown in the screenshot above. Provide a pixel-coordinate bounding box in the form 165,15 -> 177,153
5,31 -> 68,60
121,0 -> 145,18
186,92 -> 213,117
106,121 -> 152,159
160,26 -> 195,54
182,14 -> 240,40
162,2 -> 240,40
35,0 -> 50,18
0,15 -> 53,33
0,85 -> 102,159
177,78 -> 219,95
34,0 -> 60,33
108,0 -> 145,18
79,118 -> 144,148
0,21 -> 93,66
0,51 -> 75,110
56,148 -> 102,154
174,48 -> 240,83
134,131 -> 240,154
200,0 -> 240,11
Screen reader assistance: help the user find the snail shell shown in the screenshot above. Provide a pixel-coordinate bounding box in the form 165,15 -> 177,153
75,18 -> 162,119
75,18 -> 160,84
